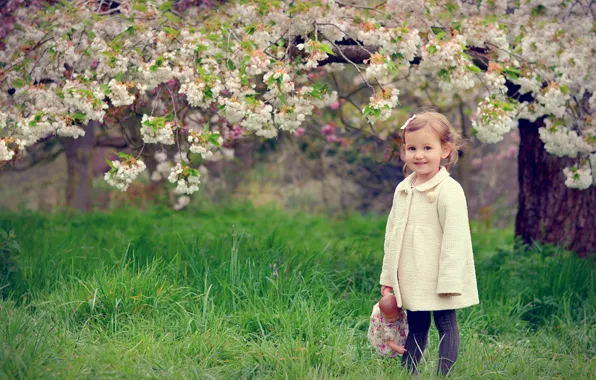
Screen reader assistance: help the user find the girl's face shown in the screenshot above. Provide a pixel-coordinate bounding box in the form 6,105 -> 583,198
403,125 -> 451,184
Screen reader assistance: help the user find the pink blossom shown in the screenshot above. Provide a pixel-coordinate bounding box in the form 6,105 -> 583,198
231,124 -> 243,139
329,101 -> 340,110
321,123 -> 335,136
326,134 -> 337,143
294,127 -> 305,137
166,79 -> 177,88
90,60 -> 99,70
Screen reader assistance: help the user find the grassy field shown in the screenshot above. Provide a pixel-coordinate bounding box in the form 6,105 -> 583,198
0,201 -> 594,379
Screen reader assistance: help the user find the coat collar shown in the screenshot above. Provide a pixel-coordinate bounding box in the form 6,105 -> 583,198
396,166 -> 450,193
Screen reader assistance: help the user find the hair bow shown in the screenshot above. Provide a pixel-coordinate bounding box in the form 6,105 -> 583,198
400,114 -> 417,130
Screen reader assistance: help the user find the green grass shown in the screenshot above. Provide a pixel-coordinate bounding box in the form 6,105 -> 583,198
0,202 -> 594,379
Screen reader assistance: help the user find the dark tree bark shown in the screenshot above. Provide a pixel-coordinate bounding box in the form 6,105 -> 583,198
515,118 -> 595,257
62,120 -> 97,211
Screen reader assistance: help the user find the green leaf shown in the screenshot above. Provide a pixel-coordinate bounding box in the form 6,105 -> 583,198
159,1 -> 173,11
163,26 -> 179,36
560,84 -> 569,94
209,133 -> 221,147
428,45 -> 437,55
438,68 -> 450,80
431,26 -> 444,35
116,152 -> 130,159
133,3 -> 147,12
11,79 -> 25,88
501,103 -> 515,111
436,31 -> 447,41
318,43 -> 335,56
391,52 -> 404,61
203,123 -> 210,132
466,64 -> 482,73
105,157 -> 115,169
115,72 -> 123,82
100,83 -> 111,94
164,12 -> 182,24
245,24 -> 256,35
165,113 -> 175,122
72,112 -> 86,122
226,59 -> 236,70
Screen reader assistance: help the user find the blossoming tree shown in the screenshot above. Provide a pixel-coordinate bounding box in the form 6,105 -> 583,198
1,0 -> 594,254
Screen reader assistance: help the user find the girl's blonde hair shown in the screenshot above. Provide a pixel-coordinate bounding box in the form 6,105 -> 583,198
399,108 -> 465,176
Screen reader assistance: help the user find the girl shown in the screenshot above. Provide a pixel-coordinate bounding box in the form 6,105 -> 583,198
380,110 -> 479,376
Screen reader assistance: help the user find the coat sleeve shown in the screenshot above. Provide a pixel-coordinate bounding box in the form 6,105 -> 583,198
436,181 -> 472,295
379,186 -> 399,287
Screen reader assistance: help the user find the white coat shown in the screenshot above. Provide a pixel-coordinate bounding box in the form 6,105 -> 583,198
380,167 -> 479,311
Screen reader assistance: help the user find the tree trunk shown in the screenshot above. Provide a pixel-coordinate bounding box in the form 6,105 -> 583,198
63,120 -> 97,211
458,101 -> 471,197
515,118 -> 595,257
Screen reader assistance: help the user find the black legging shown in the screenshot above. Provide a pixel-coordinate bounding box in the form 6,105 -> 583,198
401,309 -> 460,376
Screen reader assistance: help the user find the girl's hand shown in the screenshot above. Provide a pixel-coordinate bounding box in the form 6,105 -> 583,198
381,286 -> 393,296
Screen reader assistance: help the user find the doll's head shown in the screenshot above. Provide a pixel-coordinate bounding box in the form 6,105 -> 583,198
379,294 -> 400,322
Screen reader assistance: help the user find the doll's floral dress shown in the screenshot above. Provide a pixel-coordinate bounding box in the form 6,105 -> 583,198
368,303 -> 409,357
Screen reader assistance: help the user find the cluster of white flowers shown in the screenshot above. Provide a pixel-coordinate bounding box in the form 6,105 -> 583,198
538,119 -> 592,158
563,163 -> 593,190
104,159 -> 146,192
187,131 -> 222,159
174,195 -> 191,211
179,58 -> 223,108
56,121 -> 87,139
91,37 -> 130,79
246,50 -> 270,75
140,115 -> 175,145
484,71 -> 507,95
419,35 -> 476,92
462,19 -> 510,62
275,100 -> 312,133
62,81 -> 108,124
365,58 -> 391,81
512,73 -> 543,96
535,85 -> 570,119
0,142 -> 12,161
137,54 -> 175,91
365,88 -> 400,124
218,97 -> 246,124
381,27 -> 421,64
472,97 -> 517,143
241,102 -> 275,137
108,79 -> 136,107
296,41 -> 334,69
357,19 -> 386,46
297,86 -> 339,109
263,69 -> 295,93
168,163 -> 201,195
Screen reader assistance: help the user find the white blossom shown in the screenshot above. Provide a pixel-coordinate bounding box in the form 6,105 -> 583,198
563,163 -> 593,190
104,159 -> 146,192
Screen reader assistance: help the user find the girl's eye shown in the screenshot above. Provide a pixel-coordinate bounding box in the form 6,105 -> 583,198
408,147 -> 415,151
425,146 -> 432,150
